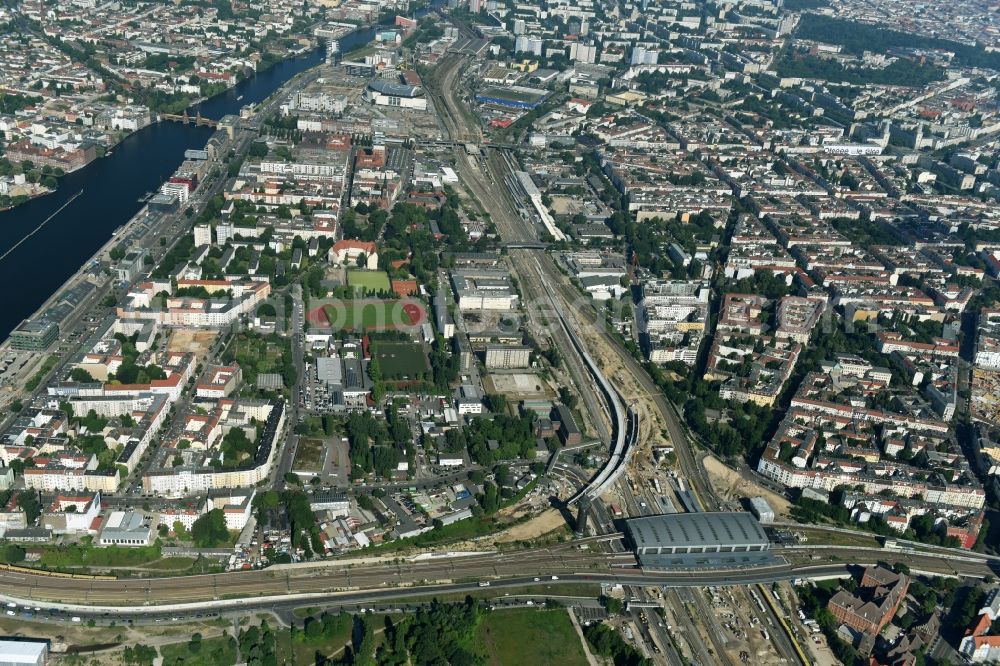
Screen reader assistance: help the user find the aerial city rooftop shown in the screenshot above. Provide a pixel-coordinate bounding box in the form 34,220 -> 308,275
0,0 -> 1000,662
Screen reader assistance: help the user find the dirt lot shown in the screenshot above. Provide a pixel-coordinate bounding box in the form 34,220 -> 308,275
483,372 -> 555,400
702,455 -> 791,518
494,508 -> 568,543
0,614 -> 232,665
575,323 -> 670,454
166,329 -> 218,357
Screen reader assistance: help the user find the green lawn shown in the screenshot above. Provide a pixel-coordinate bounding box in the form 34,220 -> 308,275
141,556 -> 197,571
477,608 -> 587,666
37,541 -> 162,569
347,269 -> 391,293
160,635 -> 236,666
374,341 -> 430,379
322,300 -> 413,331
293,437 -> 326,472
278,613 -> 381,665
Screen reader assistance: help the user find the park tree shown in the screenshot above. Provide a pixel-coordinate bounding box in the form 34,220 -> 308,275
191,509 -> 229,547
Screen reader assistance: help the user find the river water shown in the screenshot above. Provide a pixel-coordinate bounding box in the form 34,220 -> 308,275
0,27 -> 374,343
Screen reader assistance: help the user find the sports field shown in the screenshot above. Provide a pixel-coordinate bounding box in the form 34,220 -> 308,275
316,299 -> 426,331
374,342 -> 430,379
347,269 -> 391,293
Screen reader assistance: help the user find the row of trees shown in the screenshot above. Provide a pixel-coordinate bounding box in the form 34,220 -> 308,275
374,598 -> 484,665
345,411 -> 407,480
293,602 -> 484,666
452,413 -> 537,466
796,13 -> 1000,70
238,620 -> 278,666
252,490 -> 323,556
776,51 -> 945,87
583,623 -> 652,666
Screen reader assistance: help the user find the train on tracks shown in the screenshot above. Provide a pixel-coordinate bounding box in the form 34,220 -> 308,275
0,563 -> 116,581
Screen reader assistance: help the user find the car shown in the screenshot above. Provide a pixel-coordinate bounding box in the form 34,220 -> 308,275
551,576 -> 559,580
4,611 -> 13,616
533,577 -> 540,582
71,617 -> 81,623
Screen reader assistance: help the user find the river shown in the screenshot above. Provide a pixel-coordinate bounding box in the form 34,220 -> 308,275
0,27 -> 375,344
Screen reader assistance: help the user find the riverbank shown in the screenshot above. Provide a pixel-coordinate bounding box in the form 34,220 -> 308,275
0,183 -> 54,212
0,69 -> 276,215
0,18 -> 387,345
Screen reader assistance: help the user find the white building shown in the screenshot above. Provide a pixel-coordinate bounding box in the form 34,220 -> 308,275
0,640 -> 47,666
485,345 -> 532,369
99,510 -> 152,546
193,224 -> 212,247
363,80 -> 427,111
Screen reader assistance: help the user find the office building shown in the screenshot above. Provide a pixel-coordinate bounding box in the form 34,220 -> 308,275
193,224 -> 212,247
9,320 -> 59,351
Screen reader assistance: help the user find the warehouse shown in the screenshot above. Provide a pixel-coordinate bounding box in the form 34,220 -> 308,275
749,496 -> 775,524
450,269 -> 519,310
0,639 -> 48,665
475,85 -> 548,110
484,344 -> 532,369
625,512 -> 773,569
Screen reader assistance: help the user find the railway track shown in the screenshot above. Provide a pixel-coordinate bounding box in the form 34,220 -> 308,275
423,46 -> 719,514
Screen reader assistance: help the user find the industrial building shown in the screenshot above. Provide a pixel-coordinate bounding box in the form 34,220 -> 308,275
98,510 -> 152,546
363,80 -> 427,111
624,512 -> 773,569
475,85 -> 548,110
749,496 -> 775,523
552,403 -> 582,446
0,639 -> 48,665
450,269 -> 519,310
484,344 -> 532,369
316,355 -> 373,410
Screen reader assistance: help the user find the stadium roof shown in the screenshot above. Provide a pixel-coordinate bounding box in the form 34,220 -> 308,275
367,79 -> 422,98
626,512 -> 767,550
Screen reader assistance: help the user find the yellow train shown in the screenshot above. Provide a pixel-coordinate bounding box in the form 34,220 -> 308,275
0,563 -> 116,581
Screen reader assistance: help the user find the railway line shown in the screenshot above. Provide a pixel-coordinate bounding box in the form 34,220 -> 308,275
423,46 -> 718,519
419,46 -> 810,665
0,544 -> 993,611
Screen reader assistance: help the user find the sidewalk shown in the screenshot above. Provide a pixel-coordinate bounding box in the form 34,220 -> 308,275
568,607 -> 601,666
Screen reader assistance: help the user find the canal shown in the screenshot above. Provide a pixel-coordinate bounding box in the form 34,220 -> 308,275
0,27 -> 374,343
